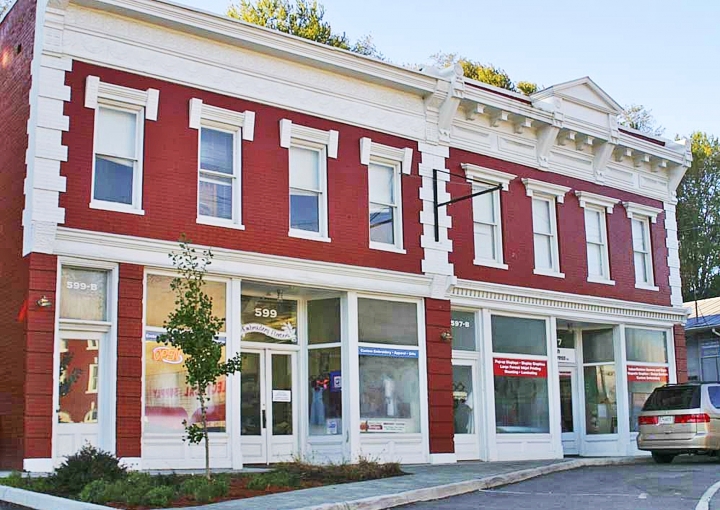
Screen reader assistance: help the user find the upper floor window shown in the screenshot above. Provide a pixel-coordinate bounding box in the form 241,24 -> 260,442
84,76 -> 159,215
623,202 -> 662,290
280,119 -> 338,242
360,138 -> 412,253
462,164 -> 515,269
523,179 -> 570,278
576,191 -> 619,285
189,99 -> 255,229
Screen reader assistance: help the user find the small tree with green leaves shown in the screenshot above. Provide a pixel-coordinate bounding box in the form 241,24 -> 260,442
158,239 -> 242,479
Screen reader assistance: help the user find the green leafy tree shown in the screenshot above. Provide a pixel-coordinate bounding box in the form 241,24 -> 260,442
618,104 -> 665,137
158,239 -> 242,480
677,132 -> 720,302
430,52 -> 537,95
228,0 -> 383,59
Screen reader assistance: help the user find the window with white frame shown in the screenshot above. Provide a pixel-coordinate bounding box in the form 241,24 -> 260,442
360,138 -> 412,252
523,179 -> 570,277
189,99 -> 255,228
280,119 -> 338,241
84,76 -> 159,214
623,202 -> 662,289
576,191 -> 618,284
462,164 -> 515,268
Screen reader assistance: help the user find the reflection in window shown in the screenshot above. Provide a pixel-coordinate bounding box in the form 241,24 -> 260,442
58,339 -> 99,424
494,376 -> 549,433
60,268 -> 109,321
584,365 -> 617,434
359,355 -> 420,433
309,348 -> 342,436
358,299 -> 417,346
491,316 -> 547,356
146,275 -> 226,330
452,365 -> 474,434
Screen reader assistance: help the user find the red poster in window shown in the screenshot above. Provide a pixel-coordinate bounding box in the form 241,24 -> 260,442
627,365 -> 668,383
493,357 -> 547,378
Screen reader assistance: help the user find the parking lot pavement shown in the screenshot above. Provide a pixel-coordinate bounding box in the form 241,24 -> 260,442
400,456 -> 720,510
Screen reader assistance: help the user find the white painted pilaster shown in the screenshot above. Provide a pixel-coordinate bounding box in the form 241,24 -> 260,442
664,202 -> 683,306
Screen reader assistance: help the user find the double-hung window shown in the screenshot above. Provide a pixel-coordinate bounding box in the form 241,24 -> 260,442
189,98 -> 255,229
461,164 -> 515,269
280,119 -> 338,242
576,191 -> 618,285
361,138 -> 412,252
623,202 -> 662,290
85,76 -> 159,215
523,179 -> 570,277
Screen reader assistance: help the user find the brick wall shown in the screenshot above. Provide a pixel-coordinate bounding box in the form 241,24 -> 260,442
116,264 -> 144,458
60,62 -> 424,274
24,253 -> 57,461
0,0 -> 37,469
674,324 -> 688,383
425,299 -> 454,454
447,149 -> 672,306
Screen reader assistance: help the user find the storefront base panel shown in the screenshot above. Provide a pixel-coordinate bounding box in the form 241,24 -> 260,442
23,458 -> 53,473
142,436 -> 232,470
305,439 -> 346,464
495,435 -> 561,462
359,434 -> 427,464
120,457 -> 142,470
581,436 -> 622,457
430,453 -> 457,464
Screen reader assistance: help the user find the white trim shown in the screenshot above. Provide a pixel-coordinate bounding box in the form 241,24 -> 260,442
196,216 -> 246,230
533,268 -> 566,279
474,260 -> 508,270
84,76 -> 159,120
89,200 -> 145,215
575,191 -> 619,213
429,453 -> 457,464
631,216 -> 655,287
22,458 -> 53,474
367,158 -> 405,252
370,241 -> 407,254
279,119 -> 339,159
461,163 -> 516,191
471,182 -> 505,267
622,201 -> 663,223
587,276 -> 616,286
288,230 -> 332,243
359,137 -> 413,174
522,178 -> 571,203
635,283 -> 660,292
188,98 -> 256,140
664,202 -> 683,306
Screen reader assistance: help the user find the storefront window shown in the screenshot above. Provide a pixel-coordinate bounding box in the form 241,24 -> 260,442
359,299 -> 420,434
308,348 -> 342,435
491,316 -> 550,434
582,329 -> 616,434
626,328 -> 669,432
308,298 -> 341,345
60,268 -> 108,321
241,295 -> 297,343
451,311 -> 475,351
358,298 -> 418,346
700,340 -> 720,381
144,275 -> 228,434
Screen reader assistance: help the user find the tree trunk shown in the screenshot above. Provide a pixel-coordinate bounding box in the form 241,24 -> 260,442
199,385 -> 210,480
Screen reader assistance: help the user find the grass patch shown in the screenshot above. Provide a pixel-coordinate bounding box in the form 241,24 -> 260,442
0,446 -> 405,508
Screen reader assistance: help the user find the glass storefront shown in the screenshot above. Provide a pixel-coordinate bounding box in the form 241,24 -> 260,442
582,329 -> 617,435
626,328 -> 669,432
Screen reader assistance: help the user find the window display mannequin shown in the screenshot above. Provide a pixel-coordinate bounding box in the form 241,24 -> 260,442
382,375 -> 397,417
310,379 -> 326,426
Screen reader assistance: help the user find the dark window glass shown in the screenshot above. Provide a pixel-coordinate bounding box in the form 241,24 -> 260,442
494,376 -> 549,433
94,156 -> 133,204
491,316 -> 546,356
358,299 -> 417,346
290,193 -> 320,232
642,386 -> 701,411
582,329 -> 614,363
200,128 -> 233,174
451,311 -> 475,351
709,386 -> 720,408
308,298 -> 341,345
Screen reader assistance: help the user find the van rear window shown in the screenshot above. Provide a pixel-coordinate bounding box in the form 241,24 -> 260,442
642,386 -> 700,411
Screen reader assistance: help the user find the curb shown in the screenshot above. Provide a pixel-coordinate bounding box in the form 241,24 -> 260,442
0,485 -> 114,510
295,457 -> 651,510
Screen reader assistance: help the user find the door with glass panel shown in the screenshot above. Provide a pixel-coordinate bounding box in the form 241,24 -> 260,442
240,350 -> 297,464
56,331 -> 103,458
452,360 -> 480,460
559,368 -> 579,455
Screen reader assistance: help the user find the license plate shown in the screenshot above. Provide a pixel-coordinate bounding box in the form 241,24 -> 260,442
659,416 -> 674,425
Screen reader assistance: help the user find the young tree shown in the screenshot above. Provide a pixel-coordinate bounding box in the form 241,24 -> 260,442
430,52 -> 538,95
228,0 -> 383,59
677,132 -> 720,302
158,239 -> 242,480
618,104 -> 665,137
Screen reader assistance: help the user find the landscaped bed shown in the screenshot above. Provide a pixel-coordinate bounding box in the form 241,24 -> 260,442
0,446 -> 404,509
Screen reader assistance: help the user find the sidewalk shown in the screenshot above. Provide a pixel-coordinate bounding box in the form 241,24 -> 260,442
182,456 -> 651,510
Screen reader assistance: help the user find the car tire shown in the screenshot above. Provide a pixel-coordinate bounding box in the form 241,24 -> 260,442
651,452 -> 675,464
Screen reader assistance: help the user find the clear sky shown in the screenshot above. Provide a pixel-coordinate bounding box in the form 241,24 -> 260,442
172,0 -> 718,139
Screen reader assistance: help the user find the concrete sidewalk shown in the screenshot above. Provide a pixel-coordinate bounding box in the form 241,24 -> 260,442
182,456 -> 652,510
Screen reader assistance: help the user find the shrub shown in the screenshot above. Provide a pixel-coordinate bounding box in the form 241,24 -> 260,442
51,444 -> 127,497
0,472 -> 26,489
143,485 -> 176,507
78,480 -> 111,504
180,475 -> 229,503
246,471 -> 301,491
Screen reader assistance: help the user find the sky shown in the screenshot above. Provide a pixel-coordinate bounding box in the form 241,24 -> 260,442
172,0 -> 718,139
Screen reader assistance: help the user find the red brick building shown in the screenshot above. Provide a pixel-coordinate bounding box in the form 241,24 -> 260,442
0,0 -> 690,471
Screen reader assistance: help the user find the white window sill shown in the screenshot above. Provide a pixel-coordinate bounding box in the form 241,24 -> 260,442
196,216 -> 245,230
533,268 -> 565,279
370,241 -> 406,254
587,277 -> 616,286
635,283 -> 660,291
289,229 -> 331,243
89,201 -> 145,215
473,259 -> 509,270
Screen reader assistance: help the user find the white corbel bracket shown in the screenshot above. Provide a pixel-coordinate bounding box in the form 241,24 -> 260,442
633,152 -> 651,168
489,109 -> 510,127
557,129 -> 576,146
536,125 -> 560,170
613,147 -> 632,163
575,134 -> 594,151
512,115 -> 533,134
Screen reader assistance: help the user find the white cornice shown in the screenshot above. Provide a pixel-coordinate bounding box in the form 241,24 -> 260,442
452,279 -> 686,325
522,178 -> 571,203
461,163 -> 516,191
575,191 -> 620,213
623,201 -> 663,223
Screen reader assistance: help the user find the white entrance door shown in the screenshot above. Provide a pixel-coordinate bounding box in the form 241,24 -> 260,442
559,367 -> 580,455
240,350 -> 298,464
452,360 -> 480,460
56,331 -> 103,458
